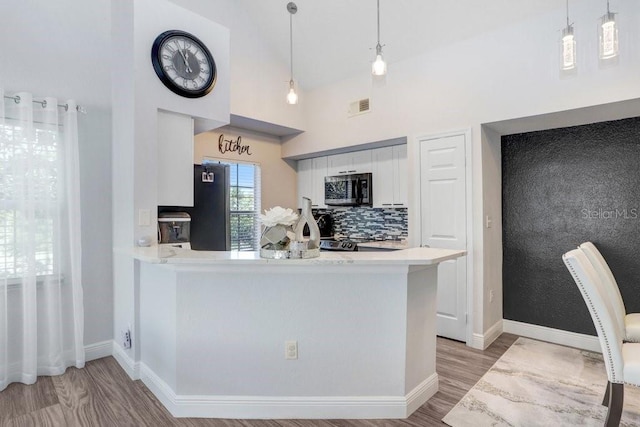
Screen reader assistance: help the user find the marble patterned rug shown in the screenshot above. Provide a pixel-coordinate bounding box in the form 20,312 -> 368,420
443,337 -> 640,427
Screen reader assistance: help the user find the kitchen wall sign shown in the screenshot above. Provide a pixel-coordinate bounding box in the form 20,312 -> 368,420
151,30 -> 217,98
218,134 -> 252,156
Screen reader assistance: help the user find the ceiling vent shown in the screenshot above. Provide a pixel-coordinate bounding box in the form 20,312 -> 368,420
348,98 -> 371,117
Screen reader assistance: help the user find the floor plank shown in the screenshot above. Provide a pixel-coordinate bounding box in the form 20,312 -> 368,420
52,365 -> 126,426
7,403 -> 66,427
0,333 -> 518,426
0,377 -> 58,424
85,356 -> 175,426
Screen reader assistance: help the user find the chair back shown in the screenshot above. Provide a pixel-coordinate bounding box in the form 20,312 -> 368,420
579,242 -> 627,326
563,248 -> 625,383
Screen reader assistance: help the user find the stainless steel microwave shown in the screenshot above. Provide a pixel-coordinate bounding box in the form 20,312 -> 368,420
324,173 -> 372,206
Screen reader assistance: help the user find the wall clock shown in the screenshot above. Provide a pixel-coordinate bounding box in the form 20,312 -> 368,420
151,30 -> 217,98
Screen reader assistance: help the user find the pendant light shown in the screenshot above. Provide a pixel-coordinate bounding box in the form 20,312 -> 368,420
372,0 -> 387,76
560,0 -> 577,72
286,2 -> 298,105
598,0 -> 619,61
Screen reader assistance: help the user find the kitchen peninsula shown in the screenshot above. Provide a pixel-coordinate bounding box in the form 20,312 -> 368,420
130,247 -> 465,419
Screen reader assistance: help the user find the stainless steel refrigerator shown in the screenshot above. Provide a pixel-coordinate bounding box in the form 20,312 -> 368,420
190,163 -> 231,251
159,163 -> 231,251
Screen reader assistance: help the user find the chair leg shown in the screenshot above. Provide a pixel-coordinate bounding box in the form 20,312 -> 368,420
605,382 -> 624,427
602,381 -> 610,406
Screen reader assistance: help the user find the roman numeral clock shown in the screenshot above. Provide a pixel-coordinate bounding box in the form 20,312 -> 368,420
151,30 -> 217,98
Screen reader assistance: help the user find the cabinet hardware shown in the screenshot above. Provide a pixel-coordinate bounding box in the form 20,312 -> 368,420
347,170 -> 357,173
382,203 -> 392,206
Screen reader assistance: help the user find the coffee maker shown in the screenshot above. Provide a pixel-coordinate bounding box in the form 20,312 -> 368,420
158,212 -> 191,249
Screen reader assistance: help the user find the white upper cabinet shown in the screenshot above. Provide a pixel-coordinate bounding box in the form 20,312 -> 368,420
297,157 -> 327,208
297,158 -> 313,209
372,145 -> 407,208
393,144 -> 408,207
311,156 -> 328,208
372,147 -> 394,207
157,110 -> 194,207
327,151 -> 372,176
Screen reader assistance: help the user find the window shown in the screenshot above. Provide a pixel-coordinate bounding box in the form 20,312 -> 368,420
0,118 -> 59,279
225,161 -> 261,251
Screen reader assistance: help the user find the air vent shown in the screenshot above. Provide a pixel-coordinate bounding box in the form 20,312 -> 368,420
348,98 -> 371,117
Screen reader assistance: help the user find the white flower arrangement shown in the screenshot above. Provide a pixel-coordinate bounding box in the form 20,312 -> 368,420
259,206 -> 299,228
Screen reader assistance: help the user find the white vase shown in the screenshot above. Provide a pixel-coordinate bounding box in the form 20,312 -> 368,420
294,197 -> 320,250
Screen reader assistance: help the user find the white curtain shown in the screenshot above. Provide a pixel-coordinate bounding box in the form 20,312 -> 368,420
0,89 -> 84,391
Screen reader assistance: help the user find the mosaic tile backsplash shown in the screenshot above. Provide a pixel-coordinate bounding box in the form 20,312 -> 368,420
328,207 -> 408,240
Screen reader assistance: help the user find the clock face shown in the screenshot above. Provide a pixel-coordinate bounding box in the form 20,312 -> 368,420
151,30 -> 217,98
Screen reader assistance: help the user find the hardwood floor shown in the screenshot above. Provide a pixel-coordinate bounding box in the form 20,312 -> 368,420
0,333 -> 519,426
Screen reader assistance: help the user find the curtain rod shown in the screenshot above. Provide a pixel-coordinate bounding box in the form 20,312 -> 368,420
3,95 -> 86,114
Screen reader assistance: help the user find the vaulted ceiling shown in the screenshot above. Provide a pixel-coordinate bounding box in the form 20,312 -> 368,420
237,0 -> 564,90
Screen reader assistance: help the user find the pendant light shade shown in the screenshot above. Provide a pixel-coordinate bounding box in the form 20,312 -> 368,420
372,0 -> 387,77
286,2 -> 298,105
599,0 -> 619,61
560,0 -> 577,72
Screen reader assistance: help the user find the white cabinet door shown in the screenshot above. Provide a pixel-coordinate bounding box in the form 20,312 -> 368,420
419,134 -> 467,341
351,150 -> 372,173
393,145 -> 408,207
297,158 -> 313,209
372,147 -> 394,208
372,145 -> 407,208
327,151 -> 373,176
311,156 -> 328,208
157,110 -> 194,207
327,153 -> 351,176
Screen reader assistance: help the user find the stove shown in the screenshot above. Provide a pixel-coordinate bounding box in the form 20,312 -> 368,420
319,239 -> 359,252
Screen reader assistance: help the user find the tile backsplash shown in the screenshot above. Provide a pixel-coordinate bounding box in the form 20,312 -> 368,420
328,207 -> 408,240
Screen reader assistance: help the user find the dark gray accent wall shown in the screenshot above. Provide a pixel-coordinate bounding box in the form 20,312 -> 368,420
502,117 -> 640,336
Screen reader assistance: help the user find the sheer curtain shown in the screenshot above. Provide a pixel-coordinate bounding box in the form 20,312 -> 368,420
0,89 -> 84,391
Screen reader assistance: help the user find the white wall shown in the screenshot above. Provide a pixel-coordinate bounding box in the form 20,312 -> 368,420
0,0 -> 114,347
168,0 -> 306,132
281,1 -> 640,339
111,0 -> 230,363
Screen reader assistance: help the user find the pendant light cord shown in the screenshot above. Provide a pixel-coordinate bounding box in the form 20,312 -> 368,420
566,0 -> 570,28
289,12 -> 294,81
376,0 -> 381,49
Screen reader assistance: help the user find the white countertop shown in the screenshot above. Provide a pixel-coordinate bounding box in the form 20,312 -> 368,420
357,240 -> 410,250
128,246 -> 465,266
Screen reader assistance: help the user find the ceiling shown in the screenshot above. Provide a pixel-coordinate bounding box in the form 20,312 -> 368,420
237,0 -> 564,90
1,0 -> 568,109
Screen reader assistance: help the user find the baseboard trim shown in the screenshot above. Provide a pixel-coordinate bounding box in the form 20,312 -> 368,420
471,319 -> 503,350
140,362 -> 437,419
503,320 -> 601,353
112,341 -> 140,380
84,340 -> 113,362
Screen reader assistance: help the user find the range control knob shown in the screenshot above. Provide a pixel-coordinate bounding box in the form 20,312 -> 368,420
346,242 -> 353,249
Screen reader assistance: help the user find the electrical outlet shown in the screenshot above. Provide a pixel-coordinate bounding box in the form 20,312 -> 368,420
122,328 -> 132,349
285,341 -> 298,360
489,289 -> 494,303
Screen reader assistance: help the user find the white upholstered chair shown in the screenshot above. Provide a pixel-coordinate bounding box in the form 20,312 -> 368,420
579,242 -> 640,343
563,248 -> 640,427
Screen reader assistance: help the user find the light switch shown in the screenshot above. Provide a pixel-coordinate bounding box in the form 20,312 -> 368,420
138,209 -> 151,226
486,215 -> 493,229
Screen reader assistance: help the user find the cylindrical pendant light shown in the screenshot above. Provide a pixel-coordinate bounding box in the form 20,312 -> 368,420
599,0 -> 619,61
560,0 -> 577,72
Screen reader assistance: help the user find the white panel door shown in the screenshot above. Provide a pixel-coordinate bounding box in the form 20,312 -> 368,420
419,134 -> 467,341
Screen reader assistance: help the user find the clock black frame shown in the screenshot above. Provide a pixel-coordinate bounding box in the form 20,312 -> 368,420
151,29 -> 217,98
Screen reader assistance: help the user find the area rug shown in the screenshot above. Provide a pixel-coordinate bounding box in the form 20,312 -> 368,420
443,337 -> 640,427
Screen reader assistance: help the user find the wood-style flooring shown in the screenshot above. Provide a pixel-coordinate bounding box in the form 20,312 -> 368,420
0,333 -> 519,426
